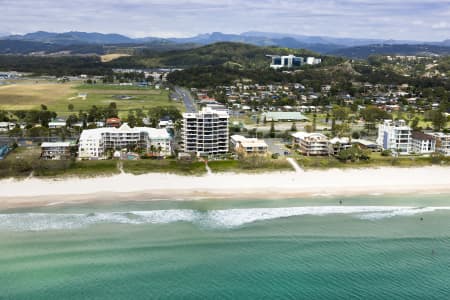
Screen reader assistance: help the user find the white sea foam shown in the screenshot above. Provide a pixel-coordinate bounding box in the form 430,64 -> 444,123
1,206 -> 450,231
357,207 -> 450,220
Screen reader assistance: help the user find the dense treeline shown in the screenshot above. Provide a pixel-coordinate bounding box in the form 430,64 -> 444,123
168,65 -> 353,89
0,55 -> 113,76
0,40 -> 105,55
109,42 -> 325,69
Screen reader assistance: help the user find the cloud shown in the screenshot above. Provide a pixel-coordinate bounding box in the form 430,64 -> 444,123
0,0 -> 450,40
432,21 -> 450,29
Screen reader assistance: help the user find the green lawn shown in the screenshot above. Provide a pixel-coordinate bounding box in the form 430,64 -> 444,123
55,85 -> 183,117
0,82 -> 184,118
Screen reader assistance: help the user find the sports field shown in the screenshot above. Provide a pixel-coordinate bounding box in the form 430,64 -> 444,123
0,81 -> 183,117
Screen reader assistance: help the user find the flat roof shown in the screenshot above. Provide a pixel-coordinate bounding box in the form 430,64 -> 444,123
41,142 -> 72,148
262,112 -> 309,121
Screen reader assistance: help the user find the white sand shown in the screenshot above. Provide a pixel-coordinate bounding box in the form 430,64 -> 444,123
0,167 -> 449,208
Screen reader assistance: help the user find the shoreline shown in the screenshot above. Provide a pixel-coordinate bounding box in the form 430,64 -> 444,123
1,166 -> 450,209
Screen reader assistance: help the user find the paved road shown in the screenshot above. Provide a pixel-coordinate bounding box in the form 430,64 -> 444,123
174,86 -> 197,113
265,138 -> 291,156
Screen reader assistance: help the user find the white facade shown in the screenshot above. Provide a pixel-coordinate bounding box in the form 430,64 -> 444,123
230,135 -> 268,154
0,122 -> 15,132
306,57 -> 322,65
292,132 -> 330,156
78,124 -> 172,159
329,137 -> 352,155
182,107 -> 229,156
269,55 -> 321,69
430,132 -> 450,156
411,132 -> 436,155
376,120 -> 412,154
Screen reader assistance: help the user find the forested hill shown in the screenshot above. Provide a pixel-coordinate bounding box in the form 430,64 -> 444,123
330,44 -> 450,59
108,42 -> 322,69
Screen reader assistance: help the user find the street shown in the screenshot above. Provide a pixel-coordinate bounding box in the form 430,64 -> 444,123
174,86 -> 197,113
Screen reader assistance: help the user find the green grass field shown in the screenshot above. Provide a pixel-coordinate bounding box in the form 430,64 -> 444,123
0,81 -> 184,117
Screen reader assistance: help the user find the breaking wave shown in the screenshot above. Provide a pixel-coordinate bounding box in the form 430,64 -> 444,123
1,206 -> 450,231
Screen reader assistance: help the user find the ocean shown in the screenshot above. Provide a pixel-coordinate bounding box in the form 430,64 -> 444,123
1,193 -> 450,299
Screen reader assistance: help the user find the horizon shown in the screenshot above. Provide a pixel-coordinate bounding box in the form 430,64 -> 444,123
1,1 -> 450,42
2,29 -> 449,44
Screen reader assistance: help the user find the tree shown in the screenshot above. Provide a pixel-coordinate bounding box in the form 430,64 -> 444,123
68,104 -> 74,112
430,110 -> 448,131
127,112 -> 137,128
410,117 -> 420,130
269,120 -> 276,138
360,106 -> 391,135
312,114 -> 317,131
66,114 -> 79,127
332,106 -> 350,121
291,122 -> 297,132
337,145 -> 370,162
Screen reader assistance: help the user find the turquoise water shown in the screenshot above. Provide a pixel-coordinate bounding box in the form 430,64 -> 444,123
1,194 -> 450,299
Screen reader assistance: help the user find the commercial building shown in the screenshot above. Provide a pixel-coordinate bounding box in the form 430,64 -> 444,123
262,112 -> 309,122
411,132 -> 436,155
78,124 -> 172,160
41,142 -> 73,160
268,55 -> 321,69
181,107 -> 229,157
230,135 -> 268,155
292,132 -> 330,156
376,120 -> 412,154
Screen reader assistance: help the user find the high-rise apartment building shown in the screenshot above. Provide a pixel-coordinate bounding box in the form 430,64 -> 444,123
181,107 -> 229,156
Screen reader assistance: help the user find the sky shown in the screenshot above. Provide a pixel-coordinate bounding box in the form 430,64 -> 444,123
1,0 -> 450,41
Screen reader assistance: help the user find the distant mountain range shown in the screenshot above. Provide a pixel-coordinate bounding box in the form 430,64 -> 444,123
1,31 -> 450,58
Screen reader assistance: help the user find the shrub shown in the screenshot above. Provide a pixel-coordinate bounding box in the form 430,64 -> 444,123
381,149 -> 392,157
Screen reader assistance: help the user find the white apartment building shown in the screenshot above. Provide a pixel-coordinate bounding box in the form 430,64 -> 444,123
182,107 -> 229,156
306,57 -> 322,65
78,124 -> 172,159
230,135 -> 268,155
376,120 -> 412,154
430,132 -> 450,156
292,132 -> 330,156
411,132 -> 436,155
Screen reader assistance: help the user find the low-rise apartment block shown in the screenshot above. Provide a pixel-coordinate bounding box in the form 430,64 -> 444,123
41,142 -> 73,160
230,135 -> 268,155
78,124 -> 172,160
431,132 -> 450,156
292,132 -> 330,156
411,132 -> 436,155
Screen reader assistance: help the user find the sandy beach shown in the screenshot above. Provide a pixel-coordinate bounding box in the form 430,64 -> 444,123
0,166 -> 449,209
